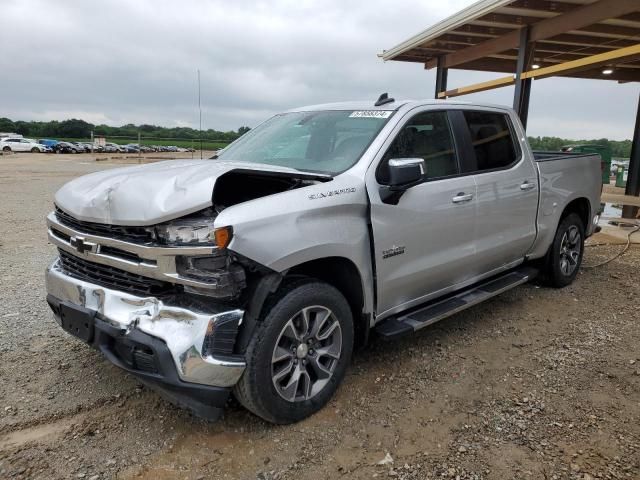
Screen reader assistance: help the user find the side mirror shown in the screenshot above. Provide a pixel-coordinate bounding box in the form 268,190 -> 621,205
388,158 -> 425,187
380,158 -> 426,205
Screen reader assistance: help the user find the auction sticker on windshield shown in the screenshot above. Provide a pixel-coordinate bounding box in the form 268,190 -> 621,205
349,111 -> 393,119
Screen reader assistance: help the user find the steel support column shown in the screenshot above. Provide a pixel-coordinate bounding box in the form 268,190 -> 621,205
622,93 -> 640,219
513,26 -> 534,130
435,56 -> 448,99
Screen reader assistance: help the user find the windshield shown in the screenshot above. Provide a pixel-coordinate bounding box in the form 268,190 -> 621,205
216,110 -> 393,174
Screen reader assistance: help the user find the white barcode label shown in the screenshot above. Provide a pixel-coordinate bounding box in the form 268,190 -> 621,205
349,111 -> 393,119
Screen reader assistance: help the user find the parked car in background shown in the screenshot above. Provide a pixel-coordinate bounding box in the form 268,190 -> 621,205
104,142 -> 127,153
53,142 -> 83,154
1,137 -> 50,152
122,144 -> 140,153
71,142 -> 90,153
39,139 -> 59,149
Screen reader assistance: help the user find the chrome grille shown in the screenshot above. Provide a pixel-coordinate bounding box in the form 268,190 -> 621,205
58,249 -> 180,297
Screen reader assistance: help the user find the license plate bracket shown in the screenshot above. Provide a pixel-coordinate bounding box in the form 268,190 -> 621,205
59,302 -> 96,343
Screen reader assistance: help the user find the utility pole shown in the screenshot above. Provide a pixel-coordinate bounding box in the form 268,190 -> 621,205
198,69 -> 203,160
622,93 -> 640,219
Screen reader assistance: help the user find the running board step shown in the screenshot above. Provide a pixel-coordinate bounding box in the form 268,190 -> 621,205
375,266 -> 538,340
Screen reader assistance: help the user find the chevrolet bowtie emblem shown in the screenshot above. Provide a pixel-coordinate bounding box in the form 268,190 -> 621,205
69,236 -> 98,254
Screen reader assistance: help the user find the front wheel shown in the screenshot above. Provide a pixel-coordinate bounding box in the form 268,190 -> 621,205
234,280 -> 354,424
543,213 -> 585,287
31,147 -> 39,153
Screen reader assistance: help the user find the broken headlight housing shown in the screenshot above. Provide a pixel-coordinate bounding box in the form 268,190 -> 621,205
155,212 -> 244,298
176,254 -> 246,298
155,213 -> 232,248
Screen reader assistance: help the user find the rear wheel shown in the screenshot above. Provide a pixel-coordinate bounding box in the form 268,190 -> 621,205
543,213 -> 585,287
2,146 -> 10,152
234,280 -> 353,424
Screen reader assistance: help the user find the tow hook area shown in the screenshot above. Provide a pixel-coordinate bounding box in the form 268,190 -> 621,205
45,259 -> 246,389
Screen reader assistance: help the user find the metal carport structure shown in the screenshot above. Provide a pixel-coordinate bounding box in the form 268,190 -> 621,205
381,0 -> 640,217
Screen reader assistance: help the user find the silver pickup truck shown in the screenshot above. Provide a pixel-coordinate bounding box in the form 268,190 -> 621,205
45,97 -> 601,423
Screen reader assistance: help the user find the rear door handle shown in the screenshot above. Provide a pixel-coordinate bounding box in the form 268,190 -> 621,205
520,181 -> 536,191
452,193 -> 473,204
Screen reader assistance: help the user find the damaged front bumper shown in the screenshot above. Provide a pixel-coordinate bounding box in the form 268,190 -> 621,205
45,259 -> 246,419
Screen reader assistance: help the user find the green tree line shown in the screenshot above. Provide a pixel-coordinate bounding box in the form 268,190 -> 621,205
0,117 -> 633,158
0,117 -> 250,142
528,136 -> 632,158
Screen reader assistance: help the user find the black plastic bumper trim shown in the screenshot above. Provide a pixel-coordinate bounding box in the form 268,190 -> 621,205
47,294 -> 231,420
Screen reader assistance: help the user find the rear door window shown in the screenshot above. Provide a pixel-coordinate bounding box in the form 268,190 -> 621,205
461,111 -> 519,172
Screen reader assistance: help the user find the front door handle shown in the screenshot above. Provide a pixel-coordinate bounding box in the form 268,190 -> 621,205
520,181 -> 536,191
452,192 -> 473,204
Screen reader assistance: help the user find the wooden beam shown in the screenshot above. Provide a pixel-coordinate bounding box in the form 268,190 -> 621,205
439,44 -> 640,98
529,0 -> 638,42
430,28 -> 520,70
425,34 -> 638,67
474,13 -> 553,29
521,43 -> 640,79
474,12 -> 640,38
428,34 -> 621,56
451,24 -> 510,38
620,12 -> 640,23
503,0 -> 577,15
575,23 -> 640,39
438,75 -> 514,98
539,33 -> 636,49
427,0 -> 639,70
451,57 -> 640,82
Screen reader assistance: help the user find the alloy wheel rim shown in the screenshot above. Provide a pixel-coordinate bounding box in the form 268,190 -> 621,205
559,225 -> 581,276
271,305 -> 342,403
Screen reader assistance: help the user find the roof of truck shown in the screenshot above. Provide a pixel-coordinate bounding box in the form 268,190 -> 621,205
287,99 -> 515,113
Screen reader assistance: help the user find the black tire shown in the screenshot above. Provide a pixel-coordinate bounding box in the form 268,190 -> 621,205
234,279 -> 354,424
2,146 -> 10,152
543,212 -> 585,288
31,147 -> 39,153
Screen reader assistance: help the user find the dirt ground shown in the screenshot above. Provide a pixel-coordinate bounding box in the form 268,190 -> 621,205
0,152 -> 639,480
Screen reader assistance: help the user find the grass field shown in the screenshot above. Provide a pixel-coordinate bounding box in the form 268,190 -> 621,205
58,137 -> 232,150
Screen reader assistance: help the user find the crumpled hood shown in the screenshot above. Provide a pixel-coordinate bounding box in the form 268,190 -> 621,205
54,159 -> 310,226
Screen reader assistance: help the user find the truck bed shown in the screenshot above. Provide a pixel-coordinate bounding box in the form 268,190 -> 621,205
527,151 -> 602,259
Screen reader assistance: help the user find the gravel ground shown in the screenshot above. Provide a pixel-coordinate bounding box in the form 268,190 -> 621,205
0,153 -> 639,480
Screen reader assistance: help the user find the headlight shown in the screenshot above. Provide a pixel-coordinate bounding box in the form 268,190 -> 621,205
155,215 -> 232,249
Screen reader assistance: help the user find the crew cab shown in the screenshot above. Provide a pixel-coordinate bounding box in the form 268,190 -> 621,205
45,97 -> 601,423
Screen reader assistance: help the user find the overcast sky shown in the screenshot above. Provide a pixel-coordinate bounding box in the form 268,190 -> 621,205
1,0 -> 638,139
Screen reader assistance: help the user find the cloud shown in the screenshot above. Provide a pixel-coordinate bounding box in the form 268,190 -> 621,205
0,0 -> 637,139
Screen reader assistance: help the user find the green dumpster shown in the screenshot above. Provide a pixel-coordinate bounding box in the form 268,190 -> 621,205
615,165 -> 627,188
561,144 -> 612,185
